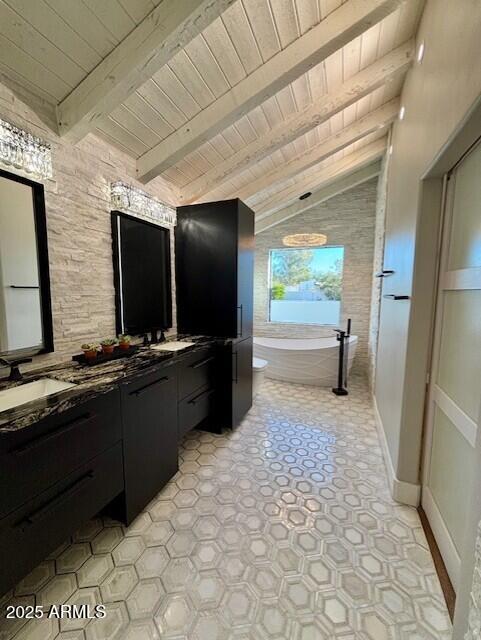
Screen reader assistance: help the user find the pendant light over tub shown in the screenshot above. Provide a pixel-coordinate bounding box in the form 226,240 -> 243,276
282,233 -> 327,247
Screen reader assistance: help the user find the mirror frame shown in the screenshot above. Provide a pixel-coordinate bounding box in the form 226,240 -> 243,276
111,210 -> 173,337
0,168 -> 54,357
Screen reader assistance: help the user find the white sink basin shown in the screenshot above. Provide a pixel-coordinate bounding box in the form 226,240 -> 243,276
0,379 -> 77,413
151,341 -> 196,352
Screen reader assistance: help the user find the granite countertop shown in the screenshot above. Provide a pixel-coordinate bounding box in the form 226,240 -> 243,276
0,335 -> 230,433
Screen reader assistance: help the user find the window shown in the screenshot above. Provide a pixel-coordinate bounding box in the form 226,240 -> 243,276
269,246 -> 344,325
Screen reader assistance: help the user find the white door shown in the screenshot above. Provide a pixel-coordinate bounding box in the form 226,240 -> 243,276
422,138 -> 481,591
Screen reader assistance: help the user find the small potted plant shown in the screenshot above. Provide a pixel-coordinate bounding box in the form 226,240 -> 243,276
100,338 -> 117,355
81,343 -> 98,361
118,334 -> 131,351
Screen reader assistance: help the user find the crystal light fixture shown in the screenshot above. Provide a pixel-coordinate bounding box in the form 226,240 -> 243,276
110,182 -> 176,228
0,118 -> 52,179
282,233 -> 327,247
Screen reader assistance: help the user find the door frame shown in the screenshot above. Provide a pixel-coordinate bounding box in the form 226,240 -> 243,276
419,172 -> 456,585
414,94 -> 481,638
420,140 -> 481,590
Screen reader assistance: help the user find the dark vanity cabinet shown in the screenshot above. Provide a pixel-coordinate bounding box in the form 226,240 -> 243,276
175,199 -> 254,427
0,335 -> 256,591
119,362 -> 178,525
0,331 -> 252,596
0,389 -> 123,595
175,199 -> 254,342
0,345 -> 227,595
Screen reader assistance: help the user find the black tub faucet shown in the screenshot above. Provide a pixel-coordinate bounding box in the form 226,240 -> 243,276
0,357 -> 33,381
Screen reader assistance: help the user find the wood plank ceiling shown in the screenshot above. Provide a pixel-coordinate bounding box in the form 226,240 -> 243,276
0,0 -> 424,223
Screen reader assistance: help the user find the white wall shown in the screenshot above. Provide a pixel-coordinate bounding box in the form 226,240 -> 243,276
374,6 -> 481,633
375,0 -> 481,489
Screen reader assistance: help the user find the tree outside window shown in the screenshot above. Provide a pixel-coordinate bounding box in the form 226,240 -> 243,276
269,246 -> 344,325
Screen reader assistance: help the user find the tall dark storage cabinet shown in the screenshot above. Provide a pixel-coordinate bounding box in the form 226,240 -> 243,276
175,199 -> 254,428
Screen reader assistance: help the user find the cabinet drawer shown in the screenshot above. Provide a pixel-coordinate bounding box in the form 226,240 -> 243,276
121,364 -> 178,525
120,361 -> 176,397
178,348 -> 216,400
178,386 -> 216,439
0,388 -> 121,519
0,442 -> 123,596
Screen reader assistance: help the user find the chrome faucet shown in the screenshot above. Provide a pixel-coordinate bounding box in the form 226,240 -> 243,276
0,357 -> 32,381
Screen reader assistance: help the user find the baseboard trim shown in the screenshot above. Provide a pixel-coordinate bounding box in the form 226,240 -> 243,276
372,394 -> 421,507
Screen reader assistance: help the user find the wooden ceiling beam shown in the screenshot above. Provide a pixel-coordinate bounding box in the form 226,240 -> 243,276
255,161 -> 382,233
179,40 -> 413,203
230,98 -> 398,202
56,0 -> 235,143
137,0 -> 404,183
251,137 -> 387,217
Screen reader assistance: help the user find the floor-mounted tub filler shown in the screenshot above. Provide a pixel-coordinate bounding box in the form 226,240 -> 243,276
253,335 -> 357,387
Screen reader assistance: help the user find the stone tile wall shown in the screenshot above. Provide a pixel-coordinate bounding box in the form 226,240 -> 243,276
0,82 -> 177,370
254,179 -> 378,376
368,151 -> 390,389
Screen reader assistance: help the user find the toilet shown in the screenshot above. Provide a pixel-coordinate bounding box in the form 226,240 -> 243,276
253,357 -> 268,397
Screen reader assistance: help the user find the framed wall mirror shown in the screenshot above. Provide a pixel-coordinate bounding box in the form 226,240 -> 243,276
111,211 -> 172,337
0,168 -> 53,357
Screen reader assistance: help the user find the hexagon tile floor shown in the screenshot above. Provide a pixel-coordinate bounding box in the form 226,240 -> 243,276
0,376 -> 452,640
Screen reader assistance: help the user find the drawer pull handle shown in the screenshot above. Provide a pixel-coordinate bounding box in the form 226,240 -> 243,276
237,305 -> 243,337
130,376 -> 169,396
188,388 -> 215,405
232,352 -> 239,383
16,471 -> 95,530
12,413 -> 92,456
190,356 -> 214,370
383,294 -> 410,300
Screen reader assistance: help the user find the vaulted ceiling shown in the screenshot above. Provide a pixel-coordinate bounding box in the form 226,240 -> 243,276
0,0 -> 424,228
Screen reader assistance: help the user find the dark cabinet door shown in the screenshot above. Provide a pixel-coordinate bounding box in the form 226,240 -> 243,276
232,337 -> 253,427
176,199 -> 254,341
120,365 -> 178,524
236,201 -> 255,342
175,201 -> 237,338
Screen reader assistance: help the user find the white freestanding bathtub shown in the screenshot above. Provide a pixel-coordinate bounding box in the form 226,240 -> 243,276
253,335 -> 357,387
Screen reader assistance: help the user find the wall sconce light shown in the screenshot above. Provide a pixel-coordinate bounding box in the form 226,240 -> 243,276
0,118 -> 52,178
111,182 -> 176,228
